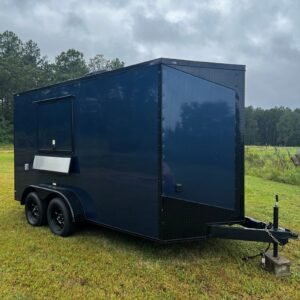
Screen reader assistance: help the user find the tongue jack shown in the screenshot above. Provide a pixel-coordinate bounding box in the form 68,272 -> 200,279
264,194 -> 291,277
273,194 -> 279,257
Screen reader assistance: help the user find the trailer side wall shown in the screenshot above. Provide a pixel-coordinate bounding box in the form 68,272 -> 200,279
14,64 -> 160,238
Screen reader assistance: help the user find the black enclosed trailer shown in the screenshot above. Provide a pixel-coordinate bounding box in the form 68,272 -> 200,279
14,59 -> 297,259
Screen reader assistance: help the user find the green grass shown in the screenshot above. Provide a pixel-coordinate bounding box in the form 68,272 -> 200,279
0,146 -> 299,299
246,146 -> 300,185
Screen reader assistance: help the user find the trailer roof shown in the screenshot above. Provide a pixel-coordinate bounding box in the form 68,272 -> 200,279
15,58 -> 245,96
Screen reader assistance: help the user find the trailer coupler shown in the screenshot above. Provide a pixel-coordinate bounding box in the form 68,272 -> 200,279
208,195 -> 298,276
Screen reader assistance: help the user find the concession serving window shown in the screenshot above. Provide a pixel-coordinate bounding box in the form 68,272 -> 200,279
36,96 -> 73,153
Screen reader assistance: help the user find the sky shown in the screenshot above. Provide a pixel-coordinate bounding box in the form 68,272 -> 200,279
0,0 -> 300,108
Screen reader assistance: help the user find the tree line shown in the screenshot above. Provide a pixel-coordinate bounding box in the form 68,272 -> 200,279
1,31 -> 299,146
245,106 -> 300,146
0,30 -> 124,143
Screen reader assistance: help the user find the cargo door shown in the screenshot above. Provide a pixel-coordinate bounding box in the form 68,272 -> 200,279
162,66 -> 237,210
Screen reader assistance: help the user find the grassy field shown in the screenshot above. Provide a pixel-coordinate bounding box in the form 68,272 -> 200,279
246,146 -> 300,185
0,145 -> 299,299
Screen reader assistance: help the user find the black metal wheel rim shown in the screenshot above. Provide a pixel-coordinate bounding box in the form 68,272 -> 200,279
28,201 -> 40,222
51,205 -> 65,230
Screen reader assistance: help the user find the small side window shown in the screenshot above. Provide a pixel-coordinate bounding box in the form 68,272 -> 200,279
37,97 -> 73,152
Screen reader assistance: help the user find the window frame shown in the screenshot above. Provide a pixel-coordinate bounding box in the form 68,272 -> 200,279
33,95 -> 74,155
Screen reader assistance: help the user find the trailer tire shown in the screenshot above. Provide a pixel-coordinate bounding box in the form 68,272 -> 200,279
25,192 -> 47,226
47,197 -> 75,237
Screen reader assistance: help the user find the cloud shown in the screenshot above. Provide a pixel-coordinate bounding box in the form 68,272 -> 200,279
0,0 -> 299,107
64,12 -> 88,34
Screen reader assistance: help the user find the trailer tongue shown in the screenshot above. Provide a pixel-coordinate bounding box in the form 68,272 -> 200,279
209,218 -> 297,245
208,195 -> 298,276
